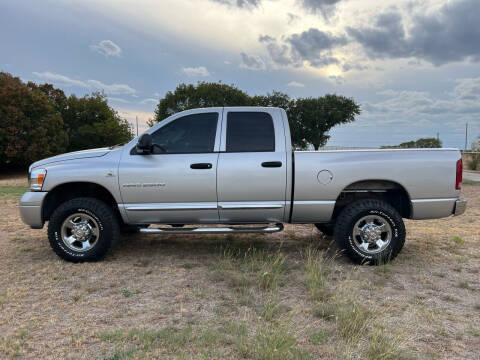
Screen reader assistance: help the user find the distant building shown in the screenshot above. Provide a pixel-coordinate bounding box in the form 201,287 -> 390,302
472,141 -> 480,151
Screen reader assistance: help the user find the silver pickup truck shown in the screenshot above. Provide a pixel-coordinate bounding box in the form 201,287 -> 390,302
20,107 -> 467,264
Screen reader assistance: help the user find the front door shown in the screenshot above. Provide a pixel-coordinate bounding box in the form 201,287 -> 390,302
118,109 -> 221,224
216,109 -> 288,223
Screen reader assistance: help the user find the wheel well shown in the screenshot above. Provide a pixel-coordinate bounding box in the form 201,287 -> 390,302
42,182 -> 119,222
332,180 -> 411,220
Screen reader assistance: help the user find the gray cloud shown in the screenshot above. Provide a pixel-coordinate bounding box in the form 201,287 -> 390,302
286,28 -> 347,66
263,28 -> 347,68
211,0 -> 260,8
366,78 -> 480,116
299,0 -> 342,18
240,52 -> 266,70
347,0 -> 480,65
259,35 -> 275,43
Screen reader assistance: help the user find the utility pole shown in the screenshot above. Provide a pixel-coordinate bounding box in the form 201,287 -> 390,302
464,122 -> 468,151
136,116 -> 139,137
436,132 -> 439,141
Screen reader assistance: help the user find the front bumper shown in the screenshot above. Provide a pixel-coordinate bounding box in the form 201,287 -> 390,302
454,198 -> 467,216
19,191 -> 48,229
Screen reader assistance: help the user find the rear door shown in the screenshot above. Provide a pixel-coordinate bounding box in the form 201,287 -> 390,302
216,109 -> 288,223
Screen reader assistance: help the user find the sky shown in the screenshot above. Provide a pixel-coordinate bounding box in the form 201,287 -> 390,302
1,0 -> 480,148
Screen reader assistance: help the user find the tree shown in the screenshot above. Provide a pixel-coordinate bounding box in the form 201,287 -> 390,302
381,137 -> 442,149
154,82 -> 361,150
155,82 -> 252,122
61,92 -> 133,152
0,72 -> 68,169
288,95 -> 360,150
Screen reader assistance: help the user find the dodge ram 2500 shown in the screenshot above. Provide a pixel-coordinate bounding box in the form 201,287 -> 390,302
19,107 -> 467,264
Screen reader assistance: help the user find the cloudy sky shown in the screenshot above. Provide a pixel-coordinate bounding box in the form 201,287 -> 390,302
1,0 -> 480,148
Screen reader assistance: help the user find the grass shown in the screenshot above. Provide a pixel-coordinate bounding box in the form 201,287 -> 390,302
366,328 -> 406,360
241,326 -> 312,360
0,185 -> 28,199
0,173 -> 479,359
213,243 -> 289,293
457,281 -> 471,289
453,236 -> 465,244
122,290 -> 133,298
308,330 -> 329,345
100,323 -> 311,359
335,296 -> 372,342
0,329 -> 29,357
463,179 -> 480,186
304,248 -> 330,301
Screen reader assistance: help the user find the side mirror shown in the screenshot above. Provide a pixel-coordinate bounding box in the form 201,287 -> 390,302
136,133 -> 152,154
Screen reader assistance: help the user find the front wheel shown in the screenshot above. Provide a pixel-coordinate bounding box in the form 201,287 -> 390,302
334,199 -> 405,265
47,197 -> 119,262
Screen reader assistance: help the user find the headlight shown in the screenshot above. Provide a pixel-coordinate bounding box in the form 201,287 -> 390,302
29,169 -> 47,191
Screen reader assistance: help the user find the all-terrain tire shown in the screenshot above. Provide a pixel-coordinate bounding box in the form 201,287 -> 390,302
315,223 -> 335,237
334,199 -> 405,265
48,197 -> 119,262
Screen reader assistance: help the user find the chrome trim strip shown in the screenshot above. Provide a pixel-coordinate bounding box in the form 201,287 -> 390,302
218,204 -> 285,210
124,203 -> 218,211
411,198 -> 458,203
293,200 -> 336,205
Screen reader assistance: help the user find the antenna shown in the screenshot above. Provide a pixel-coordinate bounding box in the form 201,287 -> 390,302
136,116 -> 139,136
464,122 -> 468,151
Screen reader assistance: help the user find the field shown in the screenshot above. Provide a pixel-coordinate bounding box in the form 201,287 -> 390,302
0,174 -> 479,359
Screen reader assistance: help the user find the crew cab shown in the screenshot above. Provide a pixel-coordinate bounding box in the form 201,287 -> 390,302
19,107 -> 467,264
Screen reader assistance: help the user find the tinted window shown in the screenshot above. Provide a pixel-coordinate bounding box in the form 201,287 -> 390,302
151,112 -> 218,153
226,112 -> 275,152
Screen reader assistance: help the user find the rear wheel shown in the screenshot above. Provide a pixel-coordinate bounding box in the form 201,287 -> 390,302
48,197 -> 119,262
334,199 -> 405,265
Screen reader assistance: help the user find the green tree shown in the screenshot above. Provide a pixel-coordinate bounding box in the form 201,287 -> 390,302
154,82 -> 361,150
381,137 -> 442,149
154,82 -> 252,122
287,95 -> 360,150
61,92 -> 133,152
0,72 -> 68,169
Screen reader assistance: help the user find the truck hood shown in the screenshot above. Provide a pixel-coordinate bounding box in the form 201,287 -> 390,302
30,148 -> 112,170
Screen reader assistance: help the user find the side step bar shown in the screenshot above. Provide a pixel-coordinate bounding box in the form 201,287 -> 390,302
139,223 -> 284,234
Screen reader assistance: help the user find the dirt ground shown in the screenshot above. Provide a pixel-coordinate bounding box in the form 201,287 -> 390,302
0,174 -> 478,359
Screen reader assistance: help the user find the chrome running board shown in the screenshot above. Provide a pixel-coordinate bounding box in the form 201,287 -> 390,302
139,223 -> 284,234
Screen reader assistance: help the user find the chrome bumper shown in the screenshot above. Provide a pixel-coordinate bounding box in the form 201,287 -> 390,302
19,191 -> 48,229
454,198 -> 467,216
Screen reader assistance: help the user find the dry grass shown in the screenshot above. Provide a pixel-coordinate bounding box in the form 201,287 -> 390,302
0,173 -> 479,359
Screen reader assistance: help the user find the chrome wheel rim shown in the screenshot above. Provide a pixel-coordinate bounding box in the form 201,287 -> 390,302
352,215 -> 392,254
61,213 -> 100,252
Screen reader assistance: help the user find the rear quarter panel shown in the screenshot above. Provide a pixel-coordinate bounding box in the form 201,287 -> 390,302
292,149 -> 461,222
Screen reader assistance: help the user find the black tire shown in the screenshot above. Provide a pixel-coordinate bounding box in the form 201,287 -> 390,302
47,197 -> 119,262
315,223 -> 335,236
334,199 -> 405,265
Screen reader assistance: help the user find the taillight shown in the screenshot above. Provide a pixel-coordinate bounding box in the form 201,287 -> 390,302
456,159 -> 462,190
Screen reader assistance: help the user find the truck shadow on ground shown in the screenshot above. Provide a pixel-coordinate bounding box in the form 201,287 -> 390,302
112,230 -> 353,265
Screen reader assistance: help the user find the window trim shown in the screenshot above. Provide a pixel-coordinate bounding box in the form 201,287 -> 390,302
130,112 -> 220,155
224,111 -> 276,153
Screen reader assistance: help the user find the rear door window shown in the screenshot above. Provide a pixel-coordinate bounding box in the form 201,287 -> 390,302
226,112 -> 275,152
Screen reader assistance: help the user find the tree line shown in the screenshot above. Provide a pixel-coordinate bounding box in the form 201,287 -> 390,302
153,82 -> 361,151
381,138 -> 442,149
0,72 -> 133,169
1,73 -> 362,169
